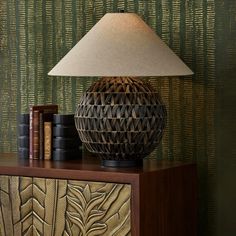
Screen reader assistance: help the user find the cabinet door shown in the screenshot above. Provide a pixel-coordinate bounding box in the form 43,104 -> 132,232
0,175 -> 131,236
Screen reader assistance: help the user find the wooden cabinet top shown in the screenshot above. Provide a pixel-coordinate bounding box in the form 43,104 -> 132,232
0,152 -> 195,184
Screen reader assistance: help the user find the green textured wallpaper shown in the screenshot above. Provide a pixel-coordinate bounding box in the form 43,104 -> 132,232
215,1 -> 236,235
0,0 -> 235,235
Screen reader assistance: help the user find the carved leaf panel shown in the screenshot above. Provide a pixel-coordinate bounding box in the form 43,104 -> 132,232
0,176 -> 131,236
0,176 -> 24,236
43,178 -> 67,236
65,180 -> 131,236
20,177 -> 33,235
31,178 -> 46,235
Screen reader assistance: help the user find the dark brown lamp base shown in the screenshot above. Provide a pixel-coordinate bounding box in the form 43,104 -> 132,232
102,159 -> 143,168
75,77 -> 167,167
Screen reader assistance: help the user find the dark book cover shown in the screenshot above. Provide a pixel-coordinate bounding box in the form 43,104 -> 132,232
53,114 -> 75,125
53,125 -> 78,137
18,148 -> 29,159
19,113 -> 29,124
18,136 -> 29,148
18,114 -> 30,159
19,124 -> 29,136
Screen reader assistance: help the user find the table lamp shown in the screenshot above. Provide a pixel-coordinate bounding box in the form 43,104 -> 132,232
48,13 -> 193,167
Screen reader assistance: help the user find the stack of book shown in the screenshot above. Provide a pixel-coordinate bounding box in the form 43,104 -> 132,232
53,114 -> 82,160
18,114 -> 29,159
29,105 -> 58,160
17,105 -> 82,160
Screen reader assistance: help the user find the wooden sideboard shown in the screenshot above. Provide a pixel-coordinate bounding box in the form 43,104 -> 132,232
0,153 -> 197,236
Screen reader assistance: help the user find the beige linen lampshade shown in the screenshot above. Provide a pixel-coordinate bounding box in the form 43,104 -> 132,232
48,13 -> 193,77
48,13 -> 193,167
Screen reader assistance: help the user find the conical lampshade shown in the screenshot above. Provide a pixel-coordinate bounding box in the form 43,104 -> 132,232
48,13 -> 193,77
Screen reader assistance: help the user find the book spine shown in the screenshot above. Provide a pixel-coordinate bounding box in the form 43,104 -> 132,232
33,110 -> 40,159
39,112 -> 44,159
44,122 -> 52,160
29,107 -> 33,159
30,105 -> 58,159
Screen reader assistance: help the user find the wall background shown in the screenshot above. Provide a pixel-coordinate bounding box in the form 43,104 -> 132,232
0,0 -> 235,235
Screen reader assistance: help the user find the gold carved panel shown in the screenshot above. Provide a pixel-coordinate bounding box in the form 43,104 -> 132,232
0,176 -> 131,236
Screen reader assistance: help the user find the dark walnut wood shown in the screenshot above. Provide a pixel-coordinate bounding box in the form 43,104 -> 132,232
0,153 -> 197,236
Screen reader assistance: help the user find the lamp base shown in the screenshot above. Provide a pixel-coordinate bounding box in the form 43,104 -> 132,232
102,159 -> 143,168
75,77 -> 166,166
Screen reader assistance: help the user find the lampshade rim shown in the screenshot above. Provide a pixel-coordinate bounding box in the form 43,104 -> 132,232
48,73 -> 194,77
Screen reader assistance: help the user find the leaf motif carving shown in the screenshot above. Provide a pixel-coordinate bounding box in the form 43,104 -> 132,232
87,222 -> 107,236
32,225 -> 41,236
66,182 -> 107,235
23,225 -> 33,236
67,196 -> 84,219
65,181 -> 131,236
86,193 -> 106,215
64,218 -> 73,236
43,179 -> 67,236
98,184 -> 124,212
0,177 -> 131,236
86,210 -> 106,229
68,184 -> 87,209
19,181 -> 33,233
105,198 -> 131,236
83,184 -> 91,203
66,211 -> 85,235
102,184 -> 131,236
31,178 -> 47,235
0,176 -> 21,236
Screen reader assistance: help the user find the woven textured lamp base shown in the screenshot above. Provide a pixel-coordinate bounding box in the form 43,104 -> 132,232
75,77 -> 167,167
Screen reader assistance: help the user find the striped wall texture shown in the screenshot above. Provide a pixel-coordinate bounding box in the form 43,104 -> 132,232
0,0 -> 235,235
